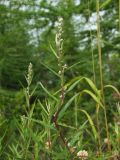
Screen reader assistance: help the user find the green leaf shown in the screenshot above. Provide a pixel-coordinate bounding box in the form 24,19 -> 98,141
58,122 -> 76,130
80,109 -> 98,139
49,43 -> 58,58
38,82 -> 58,102
69,121 -> 87,146
38,100 -> 49,116
40,62 -> 59,77
24,117 -> 55,130
59,93 -> 80,120
66,78 -> 83,92
67,60 -> 85,70
66,77 -> 100,98
84,77 -> 100,97
104,84 -> 120,96
82,89 -> 104,109
100,0 -> 112,9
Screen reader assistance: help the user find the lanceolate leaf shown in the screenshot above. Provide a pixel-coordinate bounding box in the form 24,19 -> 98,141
100,0 -> 112,9
38,82 -> 58,102
40,62 -> 59,77
104,85 -> 120,96
84,77 -> 100,97
49,44 -> 58,58
80,109 -> 98,140
66,77 -> 100,98
82,89 -> 104,109
58,93 -> 80,120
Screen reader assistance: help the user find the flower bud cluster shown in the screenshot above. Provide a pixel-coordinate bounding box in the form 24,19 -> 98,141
55,17 -> 63,56
26,62 -> 33,86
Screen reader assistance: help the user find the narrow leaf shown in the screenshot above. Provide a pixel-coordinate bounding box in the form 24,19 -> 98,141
40,62 -> 59,77
49,44 -> 58,58
80,109 -> 98,139
38,82 -> 58,102
104,85 -> 120,96
38,100 -> 49,116
82,89 -> 104,108
59,93 -> 80,120
100,0 -> 112,9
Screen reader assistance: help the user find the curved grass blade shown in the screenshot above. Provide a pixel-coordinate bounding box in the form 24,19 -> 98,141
104,85 -> 120,96
80,109 -> 98,140
66,76 -> 100,97
49,43 -> 58,58
82,89 -> 104,109
58,92 -> 80,120
40,62 -> 59,77
100,0 -> 112,9
84,77 -> 100,97
38,82 -> 58,102
38,100 -> 49,116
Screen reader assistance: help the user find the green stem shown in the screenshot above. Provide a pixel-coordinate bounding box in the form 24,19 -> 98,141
96,0 -> 111,151
96,104 -> 102,154
119,0 -> 120,32
88,0 -> 96,84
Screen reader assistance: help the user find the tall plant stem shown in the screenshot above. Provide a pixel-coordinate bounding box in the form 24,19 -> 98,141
119,0 -> 120,32
96,104 -> 102,154
88,0 -> 96,84
88,0 -> 102,152
52,17 -> 71,152
96,0 -> 111,151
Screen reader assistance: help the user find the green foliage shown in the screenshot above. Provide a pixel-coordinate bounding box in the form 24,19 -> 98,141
0,0 -> 120,159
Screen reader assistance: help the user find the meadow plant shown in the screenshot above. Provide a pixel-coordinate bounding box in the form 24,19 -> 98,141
4,9 -> 120,160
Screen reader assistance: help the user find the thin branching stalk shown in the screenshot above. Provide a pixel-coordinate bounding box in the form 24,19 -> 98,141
96,0 -> 111,151
24,63 -> 34,159
52,17 -> 70,152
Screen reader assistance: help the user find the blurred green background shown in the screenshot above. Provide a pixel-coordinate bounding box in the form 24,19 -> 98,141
0,0 -> 120,118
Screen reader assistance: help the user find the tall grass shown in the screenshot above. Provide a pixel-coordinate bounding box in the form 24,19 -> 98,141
96,0 -> 110,152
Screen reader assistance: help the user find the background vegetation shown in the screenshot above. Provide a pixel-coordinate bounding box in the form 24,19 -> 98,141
0,0 -> 120,159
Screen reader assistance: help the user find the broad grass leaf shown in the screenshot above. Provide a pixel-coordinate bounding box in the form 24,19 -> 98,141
66,77 -> 100,98
104,84 -> 120,96
84,77 -> 100,97
82,89 -> 104,109
59,89 -> 103,121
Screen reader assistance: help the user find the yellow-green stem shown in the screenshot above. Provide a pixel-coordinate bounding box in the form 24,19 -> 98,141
88,0 -> 96,84
96,0 -> 111,151
119,0 -> 120,31
96,104 -> 102,154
